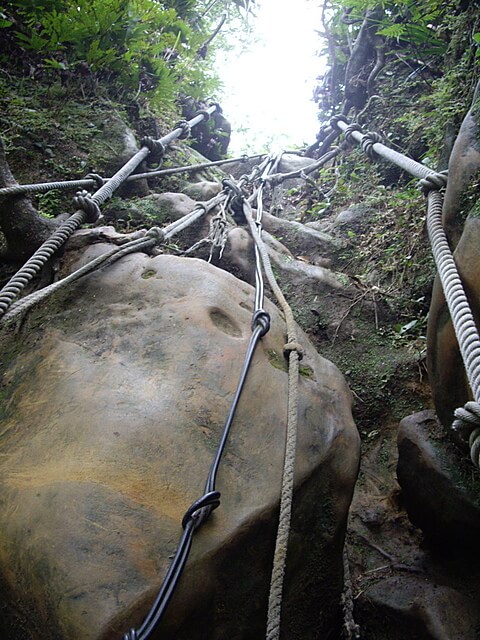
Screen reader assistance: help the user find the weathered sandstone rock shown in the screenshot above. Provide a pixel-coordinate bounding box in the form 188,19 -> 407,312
0,250 -> 359,640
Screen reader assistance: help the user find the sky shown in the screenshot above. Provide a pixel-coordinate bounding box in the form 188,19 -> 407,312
216,0 -> 324,155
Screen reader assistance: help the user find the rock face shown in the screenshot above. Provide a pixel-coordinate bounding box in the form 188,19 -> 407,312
0,250 -> 359,639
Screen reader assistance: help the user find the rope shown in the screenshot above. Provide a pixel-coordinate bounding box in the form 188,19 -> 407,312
163,192 -> 226,239
0,187 -> 230,326
123,177 -> 272,640
332,118 -> 437,181
0,210 -> 87,318
0,229 -> 164,325
0,154 -> 268,199
423,187 -> 480,467
227,155 -> 302,640
0,178 -> 96,198
182,201 -> 228,260
0,106 -> 218,319
333,112 -> 480,467
0,151 -> 272,327
265,147 -> 342,186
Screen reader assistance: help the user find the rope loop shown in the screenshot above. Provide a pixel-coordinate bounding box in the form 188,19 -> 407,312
452,401 -> 480,467
146,226 -> 166,245
83,172 -> 104,191
123,630 -> 138,640
174,120 -> 191,140
252,309 -> 271,337
418,170 -> 448,195
361,131 -> 383,160
470,428 -> 480,468
344,123 -> 363,145
194,108 -> 211,122
330,114 -> 349,130
223,177 -> 245,218
141,137 -> 166,166
222,177 -> 242,197
283,342 -> 304,361
181,490 -> 221,530
72,190 -> 101,223
211,213 -> 227,229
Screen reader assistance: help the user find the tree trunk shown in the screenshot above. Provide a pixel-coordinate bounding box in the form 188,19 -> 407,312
0,138 -> 58,261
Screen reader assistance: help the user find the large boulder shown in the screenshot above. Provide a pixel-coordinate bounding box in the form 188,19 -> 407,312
0,249 -> 359,639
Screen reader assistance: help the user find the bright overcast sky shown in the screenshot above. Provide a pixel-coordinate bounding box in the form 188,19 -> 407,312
216,0 -> 324,155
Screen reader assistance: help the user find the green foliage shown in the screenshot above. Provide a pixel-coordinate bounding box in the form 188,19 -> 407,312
0,0 -> 244,106
334,0 -> 450,55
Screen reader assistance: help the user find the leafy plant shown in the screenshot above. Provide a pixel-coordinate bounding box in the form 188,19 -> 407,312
0,0 -> 244,106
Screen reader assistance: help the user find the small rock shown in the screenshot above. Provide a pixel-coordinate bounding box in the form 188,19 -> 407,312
334,204 -> 372,229
182,181 -> 222,201
277,154 -> 316,174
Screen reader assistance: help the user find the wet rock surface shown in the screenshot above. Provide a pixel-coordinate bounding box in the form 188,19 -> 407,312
0,252 -> 359,640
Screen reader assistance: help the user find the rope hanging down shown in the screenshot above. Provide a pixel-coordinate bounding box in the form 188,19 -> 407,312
122,165 -> 273,640
238,162 -> 303,640
330,115 -> 480,467
0,105 -> 217,320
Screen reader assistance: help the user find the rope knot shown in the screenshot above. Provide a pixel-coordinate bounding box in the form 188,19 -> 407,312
418,171 -> 448,195
330,114 -> 349,130
252,309 -> 271,337
344,123 -> 363,145
194,108 -> 212,121
194,203 -> 208,215
83,173 -> 104,191
141,136 -> 166,166
72,190 -> 101,223
123,630 -> 138,640
223,178 -> 245,218
361,131 -> 382,160
452,401 -> 480,467
174,120 -> 191,140
182,491 -> 221,531
283,341 -> 304,361
146,226 -> 166,245
268,173 -> 283,187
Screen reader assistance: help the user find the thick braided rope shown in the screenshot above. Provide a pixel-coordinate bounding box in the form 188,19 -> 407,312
332,117 -> 436,180
0,154 -> 268,199
0,210 -> 86,318
425,189 -> 480,467
0,178 -> 96,198
241,199 -> 302,640
0,109 -> 218,317
0,143 -> 150,320
0,230 -> 163,325
330,112 -> 480,465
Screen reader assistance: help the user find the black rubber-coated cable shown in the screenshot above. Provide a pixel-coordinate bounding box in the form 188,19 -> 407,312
122,169 -> 274,639
123,317 -> 270,640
